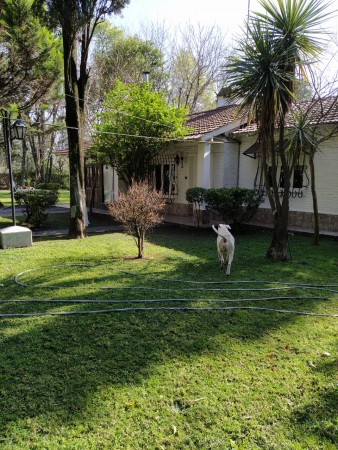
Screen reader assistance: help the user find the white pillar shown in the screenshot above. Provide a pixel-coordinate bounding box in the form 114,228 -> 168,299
113,168 -> 119,202
196,142 -> 211,189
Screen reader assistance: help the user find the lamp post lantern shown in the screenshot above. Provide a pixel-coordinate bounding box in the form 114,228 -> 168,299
2,112 -> 27,226
142,70 -> 150,83
12,118 -> 27,140
0,111 -> 31,250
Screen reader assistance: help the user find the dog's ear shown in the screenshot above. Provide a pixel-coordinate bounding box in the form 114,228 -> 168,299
226,224 -> 231,230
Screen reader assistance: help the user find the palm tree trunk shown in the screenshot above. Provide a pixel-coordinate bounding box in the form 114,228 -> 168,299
266,195 -> 290,261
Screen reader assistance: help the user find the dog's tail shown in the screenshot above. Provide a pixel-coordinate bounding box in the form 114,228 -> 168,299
212,224 -> 228,241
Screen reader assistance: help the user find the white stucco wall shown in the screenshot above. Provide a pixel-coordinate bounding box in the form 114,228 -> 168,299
103,166 -> 113,204
237,136 -> 259,188
103,166 -> 120,204
102,132 -> 337,220
238,136 -> 338,215
223,140 -> 241,188
309,139 -> 338,215
168,143 -> 196,204
211,144 -> 225,188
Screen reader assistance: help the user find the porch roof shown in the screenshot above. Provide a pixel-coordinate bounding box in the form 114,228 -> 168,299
185,104 -> 245,139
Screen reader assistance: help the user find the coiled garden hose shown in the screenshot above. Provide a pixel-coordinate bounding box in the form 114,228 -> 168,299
0,265 -> 336,318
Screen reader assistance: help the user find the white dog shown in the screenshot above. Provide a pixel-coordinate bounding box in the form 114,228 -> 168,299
212,223 -> 235,276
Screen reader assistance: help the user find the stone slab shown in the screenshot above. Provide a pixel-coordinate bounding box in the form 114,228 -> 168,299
0,225 -> 32,249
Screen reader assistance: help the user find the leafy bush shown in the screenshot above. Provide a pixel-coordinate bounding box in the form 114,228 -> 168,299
36,182 -> 60,191
50,174 -> 70,189
185,187 -> 206,227
14,189 -> 59,228
185,187 -> 206,206
204,187 -> 264,225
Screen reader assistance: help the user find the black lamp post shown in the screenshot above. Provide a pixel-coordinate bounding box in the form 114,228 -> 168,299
2,111 -> 27,226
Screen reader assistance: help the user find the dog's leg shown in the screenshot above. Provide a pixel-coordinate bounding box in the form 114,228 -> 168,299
225,250 -> 234,276
218,249 -> 224,267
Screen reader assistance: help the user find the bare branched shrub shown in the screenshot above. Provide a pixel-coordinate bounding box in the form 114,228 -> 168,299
107,180 -> 166,258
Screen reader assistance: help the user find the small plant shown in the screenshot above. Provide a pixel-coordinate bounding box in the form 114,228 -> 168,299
204,187 -> 264,226
14,189 -> 59,228
107,180 -> 165,258
185,187 -> 206,227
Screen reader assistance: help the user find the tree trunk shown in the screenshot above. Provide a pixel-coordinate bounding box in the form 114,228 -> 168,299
63,28 -> 86,239
261,124 -> 291,261
29,136 -> 40,183
266,173 -> 291,261
266,206 -> 289,260
309,156 -> 319,245
137,230 -> 144,258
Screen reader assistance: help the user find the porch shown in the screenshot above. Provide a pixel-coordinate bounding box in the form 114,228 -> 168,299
90,204 -> 338,237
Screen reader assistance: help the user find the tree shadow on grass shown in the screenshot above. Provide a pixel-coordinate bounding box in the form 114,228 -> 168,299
0,306 -> 292,428
291,357 -> 338,445
0,226 -> 336,444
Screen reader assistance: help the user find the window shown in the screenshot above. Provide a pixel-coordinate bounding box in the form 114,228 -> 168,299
293,165 -> 304,189
85,163 -> 103,189
152,163 -> 177,201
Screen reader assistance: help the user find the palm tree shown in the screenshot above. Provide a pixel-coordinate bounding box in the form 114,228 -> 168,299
287,97 -> 338,245
224,0 -> 332,260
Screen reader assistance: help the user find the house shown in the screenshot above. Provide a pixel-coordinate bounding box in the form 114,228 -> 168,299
98,93 -> 338,233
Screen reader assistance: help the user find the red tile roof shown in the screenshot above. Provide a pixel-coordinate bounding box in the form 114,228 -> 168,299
185,97 -> 338,139
186,104 -> 243,139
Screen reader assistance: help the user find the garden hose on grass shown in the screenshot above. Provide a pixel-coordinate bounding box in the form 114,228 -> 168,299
0,265 -> 336,318
13,267 -> 338,293
1,306 -> 337,318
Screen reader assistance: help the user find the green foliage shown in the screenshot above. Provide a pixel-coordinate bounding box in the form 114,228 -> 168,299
35,182 -> 60,191
185,187 -> 207,227
185,187 -> 206,206
223,0 -> 332,259
92,80 -> 191,186
50,173 -> 70,189
91,23 -> 166,98
0,0 -> 62,109
204,187 -> 264,225
14,188 -> 59,228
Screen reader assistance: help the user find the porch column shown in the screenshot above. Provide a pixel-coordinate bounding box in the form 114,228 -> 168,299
196,141 -> 211,188
113,168 -> 119,201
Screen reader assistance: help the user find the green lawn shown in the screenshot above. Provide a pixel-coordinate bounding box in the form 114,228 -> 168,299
0,226 -> 337,449
0,189 -> 69,207
57,189 -> 70,205
0,211 -> 117,231
0,188 -> 116,230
